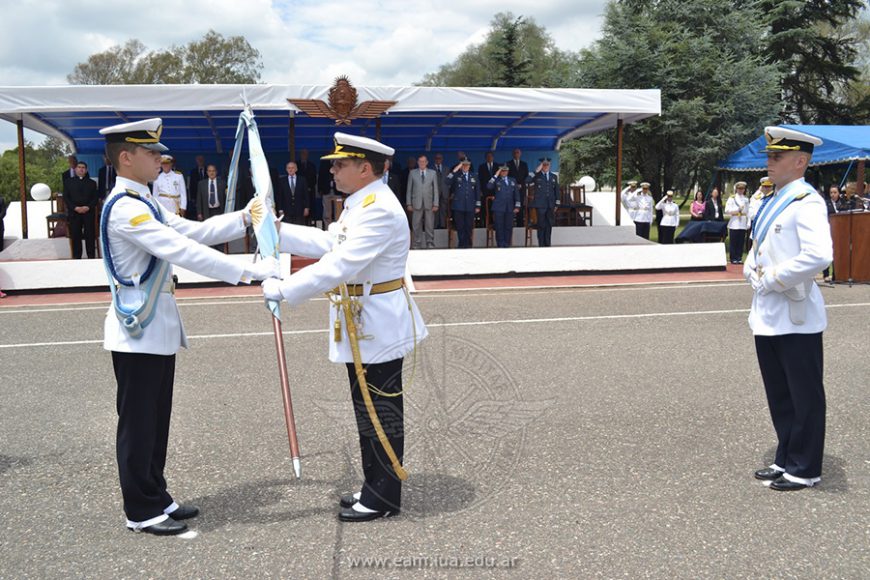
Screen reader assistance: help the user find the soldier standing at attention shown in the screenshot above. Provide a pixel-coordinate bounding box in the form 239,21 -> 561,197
99,118 -> 279,535
446,157 -> 481,248
486,165 -> 521,248
745,126 -> 832,491
262,132 -> 428,522
152,154 -> 187,216
530,158 -> 560,247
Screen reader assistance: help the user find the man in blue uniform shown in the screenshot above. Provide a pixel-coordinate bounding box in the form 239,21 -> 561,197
486,165 -> 520,248
530,158 -> 560,247
745,126 -> 833,491
447,158 -> 481,248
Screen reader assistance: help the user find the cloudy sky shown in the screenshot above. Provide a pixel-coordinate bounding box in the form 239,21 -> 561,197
0,0 -> 605,152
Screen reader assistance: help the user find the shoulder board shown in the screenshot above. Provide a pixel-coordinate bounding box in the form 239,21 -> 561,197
363,193 -> 376,208
125,188 -> 140,198
795,192 -> 810,200
174,170 -> 183,175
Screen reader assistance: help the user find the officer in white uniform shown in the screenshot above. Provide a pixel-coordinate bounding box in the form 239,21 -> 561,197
725,181 -> 750,263
262,132 -> 428,522
744,126 -> 832,491
654,189 -> 679,244
633,182 -> 654,239
620,180 -> 639,225
747,176 -> 774,251
152,154 -> 187,216
100,118 -> 279,535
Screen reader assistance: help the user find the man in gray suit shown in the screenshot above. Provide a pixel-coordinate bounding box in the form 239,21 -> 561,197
406,154 -> 439,249
196,164 -> 227,221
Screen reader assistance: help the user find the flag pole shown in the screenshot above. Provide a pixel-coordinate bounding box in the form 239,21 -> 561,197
272,313 -> 301,478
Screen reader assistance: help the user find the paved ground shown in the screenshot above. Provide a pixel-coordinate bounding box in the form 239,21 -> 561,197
0,279 -> 868,579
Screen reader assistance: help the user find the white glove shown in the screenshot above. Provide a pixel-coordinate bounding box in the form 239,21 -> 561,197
244,256 -> 281,282
262,277 -> 284,302
749,271 -> 768,294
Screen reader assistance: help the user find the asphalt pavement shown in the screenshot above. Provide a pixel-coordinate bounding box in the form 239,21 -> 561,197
1,281 -> 868,579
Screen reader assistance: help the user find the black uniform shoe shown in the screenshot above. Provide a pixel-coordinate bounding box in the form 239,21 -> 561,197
168,504 -> 200,520
339,493 -> 358,508
754,467 -> 784,481
770,476 -> 813,491
338,506 -> 400,522
131,517 -> 188,536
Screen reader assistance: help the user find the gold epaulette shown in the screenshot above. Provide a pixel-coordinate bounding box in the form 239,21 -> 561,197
125,188 -> 140,197
795,192 -> 809,200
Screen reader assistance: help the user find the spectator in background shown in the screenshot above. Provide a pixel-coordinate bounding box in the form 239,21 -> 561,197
188,155 -> 208,220
507,148 -> 530,227
690,190 -> 706,221
277,161 -> 309,225
66,161 -> 98,259
319,158 -> 340,228
98,156 -> 116,200
725,182 -> 750,264
61,155 -> 78,184
530,158 -> 560,247
825,184 -> 842,214
407,154 -> 439,249
297,149 -> 318,225
655,189 -> 679,244
842,182 -> 866,211
382,158 -> 403,202
633,182 -> 654,240
432,153 -> 450,229
704,187 -> 724,221
196,164 -> 226,221
487,165 -> 521,248
447,158 -> 481,248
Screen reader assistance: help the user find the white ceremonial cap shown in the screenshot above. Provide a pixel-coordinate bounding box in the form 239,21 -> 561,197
99,118 -> 168,152
763,126 -> 822,154
160,154 -> 174,163
322,132 -> 395,161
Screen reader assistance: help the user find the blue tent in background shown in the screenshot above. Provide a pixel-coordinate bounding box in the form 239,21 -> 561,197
716,125 -> 870,171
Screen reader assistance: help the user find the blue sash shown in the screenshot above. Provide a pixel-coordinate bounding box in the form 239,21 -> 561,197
100,191 -> 170,339
752,179 -> 810,259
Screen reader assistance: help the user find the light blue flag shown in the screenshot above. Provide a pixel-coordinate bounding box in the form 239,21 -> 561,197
227,105 -> 282,320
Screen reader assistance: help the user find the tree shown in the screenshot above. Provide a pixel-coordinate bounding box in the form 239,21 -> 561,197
564,0 -> 781,196
67,30 -> 263,85
0,139 -> 70,205
419,13 -> 578,88
758,0 -> 869,124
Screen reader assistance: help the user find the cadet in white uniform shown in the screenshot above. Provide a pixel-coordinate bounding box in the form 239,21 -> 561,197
99,119 -> 279,535
620,180 -> 639,225
747,176 -> 774,251
654,189 -> 679,244
633,182 -> 654,239
744,126 -> 832,491
263,132 -> 428,522
725,181 -> 750,263
152,154 -> 187,216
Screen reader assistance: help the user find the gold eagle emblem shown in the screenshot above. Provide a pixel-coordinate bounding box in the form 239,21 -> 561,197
288,76 -> 396,126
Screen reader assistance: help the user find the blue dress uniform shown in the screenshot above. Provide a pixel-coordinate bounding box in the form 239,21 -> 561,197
262,132 -> 428,522
487,170 -> 520,248
99,118 -> 279,535
448,165 -> 480,248
530,166 -> 559,247
744,126 -> 832,491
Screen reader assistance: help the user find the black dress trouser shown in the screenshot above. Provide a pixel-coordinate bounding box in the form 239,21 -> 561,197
69,211 -> 95,259
345,357 -> 404,512
754,333 -> 825,478
634,221 -> 650,239
112,351 -> 176,522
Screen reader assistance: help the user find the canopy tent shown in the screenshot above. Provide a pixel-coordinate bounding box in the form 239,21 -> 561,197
716,124 -> 870,171
0,84 -> 661,155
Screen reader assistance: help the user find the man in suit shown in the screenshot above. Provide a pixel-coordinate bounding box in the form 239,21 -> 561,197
98,156 -> 117,200
447,158 -> 481,248
486,165 -> 521,248
188,155 -> 208,220
61,155 -> 78,185
319,158 -> 340,228
530,158 -> 560,247
382,158 -> 403,201
432,153 -> 450,229
196,164 -> 226,221
297,149 -> 318,224
277,161 -> 310,225
66,161 -> 99,259
508,148 -> 530,227
478,151 -> 499,228
745,126 -> 832,492
406,154 -> 439,249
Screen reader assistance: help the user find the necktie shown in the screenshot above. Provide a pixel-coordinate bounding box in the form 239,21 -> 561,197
290,176 -> 295,193
383,172 -> 388,184
209,180 -> 217,207
545,173 -> 549,182
421,170 -> 425,181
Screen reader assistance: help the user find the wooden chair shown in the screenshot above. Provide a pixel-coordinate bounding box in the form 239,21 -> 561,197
568,185 -> 592,226
524,184 -> 539,247
46,192 -> 68,239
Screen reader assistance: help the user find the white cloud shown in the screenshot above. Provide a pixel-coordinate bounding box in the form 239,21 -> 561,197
0,0 -> 603,151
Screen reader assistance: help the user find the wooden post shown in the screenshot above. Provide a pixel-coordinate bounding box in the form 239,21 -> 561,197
857,160 -> 865,197
17,119 -> 28,239
615,117 -> 624,226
